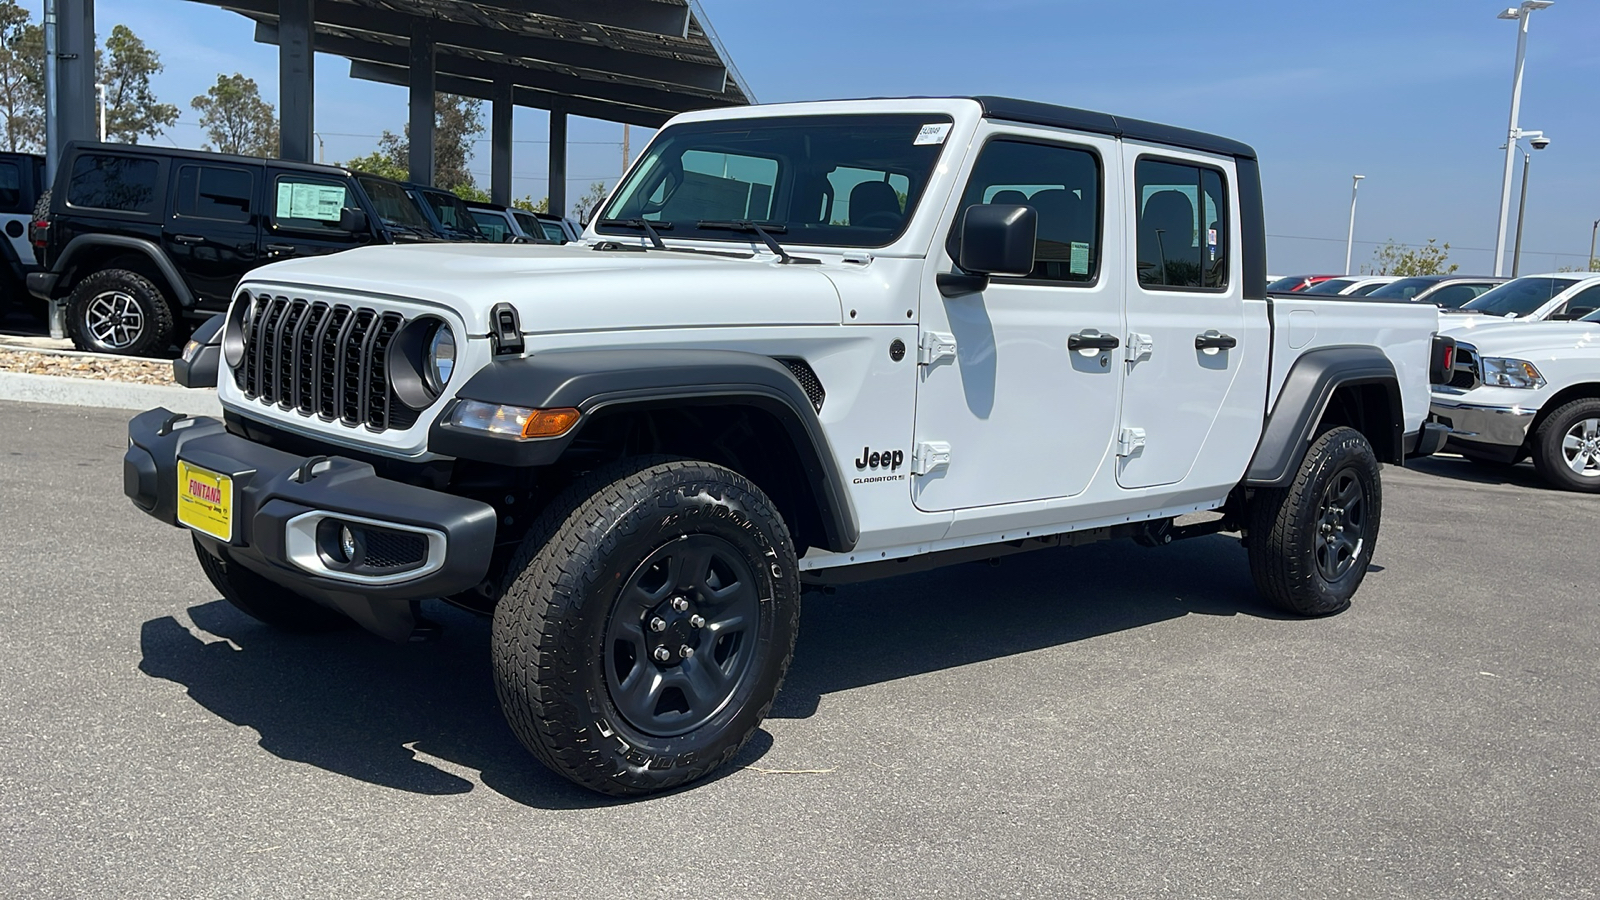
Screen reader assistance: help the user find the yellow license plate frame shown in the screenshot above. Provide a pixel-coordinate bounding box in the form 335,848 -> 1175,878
176,460 -> 234,542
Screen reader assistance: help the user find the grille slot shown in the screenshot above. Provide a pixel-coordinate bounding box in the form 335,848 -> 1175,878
777,358 -> 825,412
360,528 -> 428,571
1450,344 -> 1481,391
235,294 -> 410,432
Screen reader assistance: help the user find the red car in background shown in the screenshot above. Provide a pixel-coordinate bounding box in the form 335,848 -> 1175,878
1267,274 -> 1342,293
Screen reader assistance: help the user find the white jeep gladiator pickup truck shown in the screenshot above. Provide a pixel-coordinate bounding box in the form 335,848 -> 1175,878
127,97 -> 1452,796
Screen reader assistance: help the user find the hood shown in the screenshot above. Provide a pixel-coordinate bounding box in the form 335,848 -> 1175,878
1451,319 -> 1600,357
238,243 -> 845,334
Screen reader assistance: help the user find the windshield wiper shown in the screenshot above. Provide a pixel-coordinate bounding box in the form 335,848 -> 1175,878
696,220 -> 819,265
599,218 -> 672,250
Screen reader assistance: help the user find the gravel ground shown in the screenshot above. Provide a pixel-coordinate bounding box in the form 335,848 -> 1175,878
0,347 -> 174,384
1,401 -> 1597,899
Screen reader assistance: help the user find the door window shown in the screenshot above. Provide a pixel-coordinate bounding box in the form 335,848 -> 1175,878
174,165 -> 254,223
67,154 -> 160,213
270,174 -> 350,233
1135,158 -> 1227,291
947,139 -> 1102,284
0,161 -> 21,212
1555,284 -> 1600,319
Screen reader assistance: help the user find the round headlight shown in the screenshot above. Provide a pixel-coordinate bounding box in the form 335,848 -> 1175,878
427,324 -> 456,390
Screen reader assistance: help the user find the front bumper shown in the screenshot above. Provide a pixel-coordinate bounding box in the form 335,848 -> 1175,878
1429,395 -> 1539,458
125,408 -> 497,640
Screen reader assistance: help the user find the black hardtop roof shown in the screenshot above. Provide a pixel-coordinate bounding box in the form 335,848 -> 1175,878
969,96 -> 1256,160
63,140 -> 364,177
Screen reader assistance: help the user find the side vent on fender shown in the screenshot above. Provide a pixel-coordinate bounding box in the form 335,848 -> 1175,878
775,357 -> 825,412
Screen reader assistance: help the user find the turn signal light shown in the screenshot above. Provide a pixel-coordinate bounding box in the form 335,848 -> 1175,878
521,407 -> 581,438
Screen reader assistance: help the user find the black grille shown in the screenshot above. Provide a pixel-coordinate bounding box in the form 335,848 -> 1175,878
1450,344 -> 1480,390
361,528 -> 428,571
777,358 -> 825,412
235,295 -> 414,431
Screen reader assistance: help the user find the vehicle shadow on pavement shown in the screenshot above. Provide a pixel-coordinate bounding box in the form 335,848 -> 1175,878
136,600 -> 773,810
1402,454 -> 1550,490
772,534 -> 1289,719
136,534 -> 1282,806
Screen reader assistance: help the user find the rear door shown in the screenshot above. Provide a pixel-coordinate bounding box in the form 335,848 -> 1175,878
1116,148 -> 1256,490
163,162 -> 262,309
262,167 -> 368,262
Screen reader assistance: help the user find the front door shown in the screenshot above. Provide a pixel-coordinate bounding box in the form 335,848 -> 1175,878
912,127 -> 1124,512
162,162 -> 261,309
1116,149 -> 1248,490
261,167 -> 369,264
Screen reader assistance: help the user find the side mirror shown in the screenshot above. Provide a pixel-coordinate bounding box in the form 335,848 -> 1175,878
939,204 -> 1036,297
339,207 -> 369,233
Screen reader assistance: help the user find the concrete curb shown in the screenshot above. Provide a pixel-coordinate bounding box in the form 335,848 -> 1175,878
0,371 -> 222,416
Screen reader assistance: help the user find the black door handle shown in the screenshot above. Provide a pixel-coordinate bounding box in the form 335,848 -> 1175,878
264,243 -> 296,254
1195,330 -> 1238,350
1068,329 -> 1121,352
171,234 -> 206,244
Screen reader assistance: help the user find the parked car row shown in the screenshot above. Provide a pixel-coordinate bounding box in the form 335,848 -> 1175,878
1268,272 -> 1508,305
7,141 -> 581,356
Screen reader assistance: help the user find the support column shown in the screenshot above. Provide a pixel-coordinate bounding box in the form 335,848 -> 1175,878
490,80 -> 513,206
408,24 -> 435,185
54,0 -> 95,150
548,108 -> 568,217
278,0 -> 315,162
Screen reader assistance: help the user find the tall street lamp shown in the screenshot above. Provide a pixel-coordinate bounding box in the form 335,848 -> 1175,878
1493,0 -> 1555,277
1510,129 -> 1549,277
1590,219 -> 1598,272
1344,175 -> 1365,275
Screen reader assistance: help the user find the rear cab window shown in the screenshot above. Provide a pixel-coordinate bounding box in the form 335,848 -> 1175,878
1134,157 -> 1228,291
67,153 -> 161,213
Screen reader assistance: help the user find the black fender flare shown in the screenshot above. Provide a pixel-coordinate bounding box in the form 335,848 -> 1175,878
1245,345 -> 1403,487
50,235 -> 194,307
430,348 -> 860,553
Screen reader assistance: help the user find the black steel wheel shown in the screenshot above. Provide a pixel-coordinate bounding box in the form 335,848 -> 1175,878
1247,426 -> 1382,616
492,457 -> 800,796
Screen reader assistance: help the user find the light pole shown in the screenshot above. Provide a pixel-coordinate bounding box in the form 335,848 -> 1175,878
1493,0 -> 1555,277
1590,219 -> 1598,272
1344,175 -> 1365,276
1510,129 -> 1548,277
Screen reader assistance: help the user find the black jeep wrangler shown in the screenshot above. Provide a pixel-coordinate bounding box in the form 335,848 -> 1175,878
28,142 -> 440,356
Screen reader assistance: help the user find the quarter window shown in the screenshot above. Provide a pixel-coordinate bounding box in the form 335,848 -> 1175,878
68,154 -> 159,213
175,165 -> 253,223
949,139 -> 1102,283
1135,158 -> 1228,290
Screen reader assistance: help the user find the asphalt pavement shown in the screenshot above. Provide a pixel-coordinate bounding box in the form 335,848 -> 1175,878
1,400 -> 1596,899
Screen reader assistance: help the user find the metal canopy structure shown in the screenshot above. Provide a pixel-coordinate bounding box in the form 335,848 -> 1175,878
178,0 -> 753,212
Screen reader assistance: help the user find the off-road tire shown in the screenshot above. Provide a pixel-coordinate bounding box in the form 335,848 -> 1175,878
66,267 -> 177,357
1247,426 -> 1382,616
1531,398 -> 1600,493
193,535 -> 350,632
491,457 -> 801,796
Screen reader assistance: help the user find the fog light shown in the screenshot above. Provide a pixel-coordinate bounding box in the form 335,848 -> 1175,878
340,524 -> 358,563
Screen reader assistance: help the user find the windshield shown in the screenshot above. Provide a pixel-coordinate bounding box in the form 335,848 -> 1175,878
535,218 -> 567,243
595,113 -> 952,248
1348,281 -> 1389,296
357,176 -> 430,230
422,190 -> 482,234
1303,278 -> 1356,295
1366,277 -> 1440,300
1267,276 -> 1308,292
1460,276 -> 1579,317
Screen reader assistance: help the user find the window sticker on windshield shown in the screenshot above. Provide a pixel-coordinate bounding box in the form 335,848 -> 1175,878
1070,242 -> 1090,276
914,123 -> 952,146
275,182 -> 346,221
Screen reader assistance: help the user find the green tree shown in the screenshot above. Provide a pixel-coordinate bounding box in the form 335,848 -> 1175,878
570,181 -> 610,224
0,1 -> 43,152
1367,238 -> 1458,276
512,195 -> 547,213
451,183 -> 489,203
353,93 -> 484,190
99,24 -> 178,143
1556,259 -> 1600,273
191,73 -> 277,157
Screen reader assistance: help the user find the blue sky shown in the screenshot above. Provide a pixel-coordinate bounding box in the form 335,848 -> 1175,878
32,0 -> 1600,273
